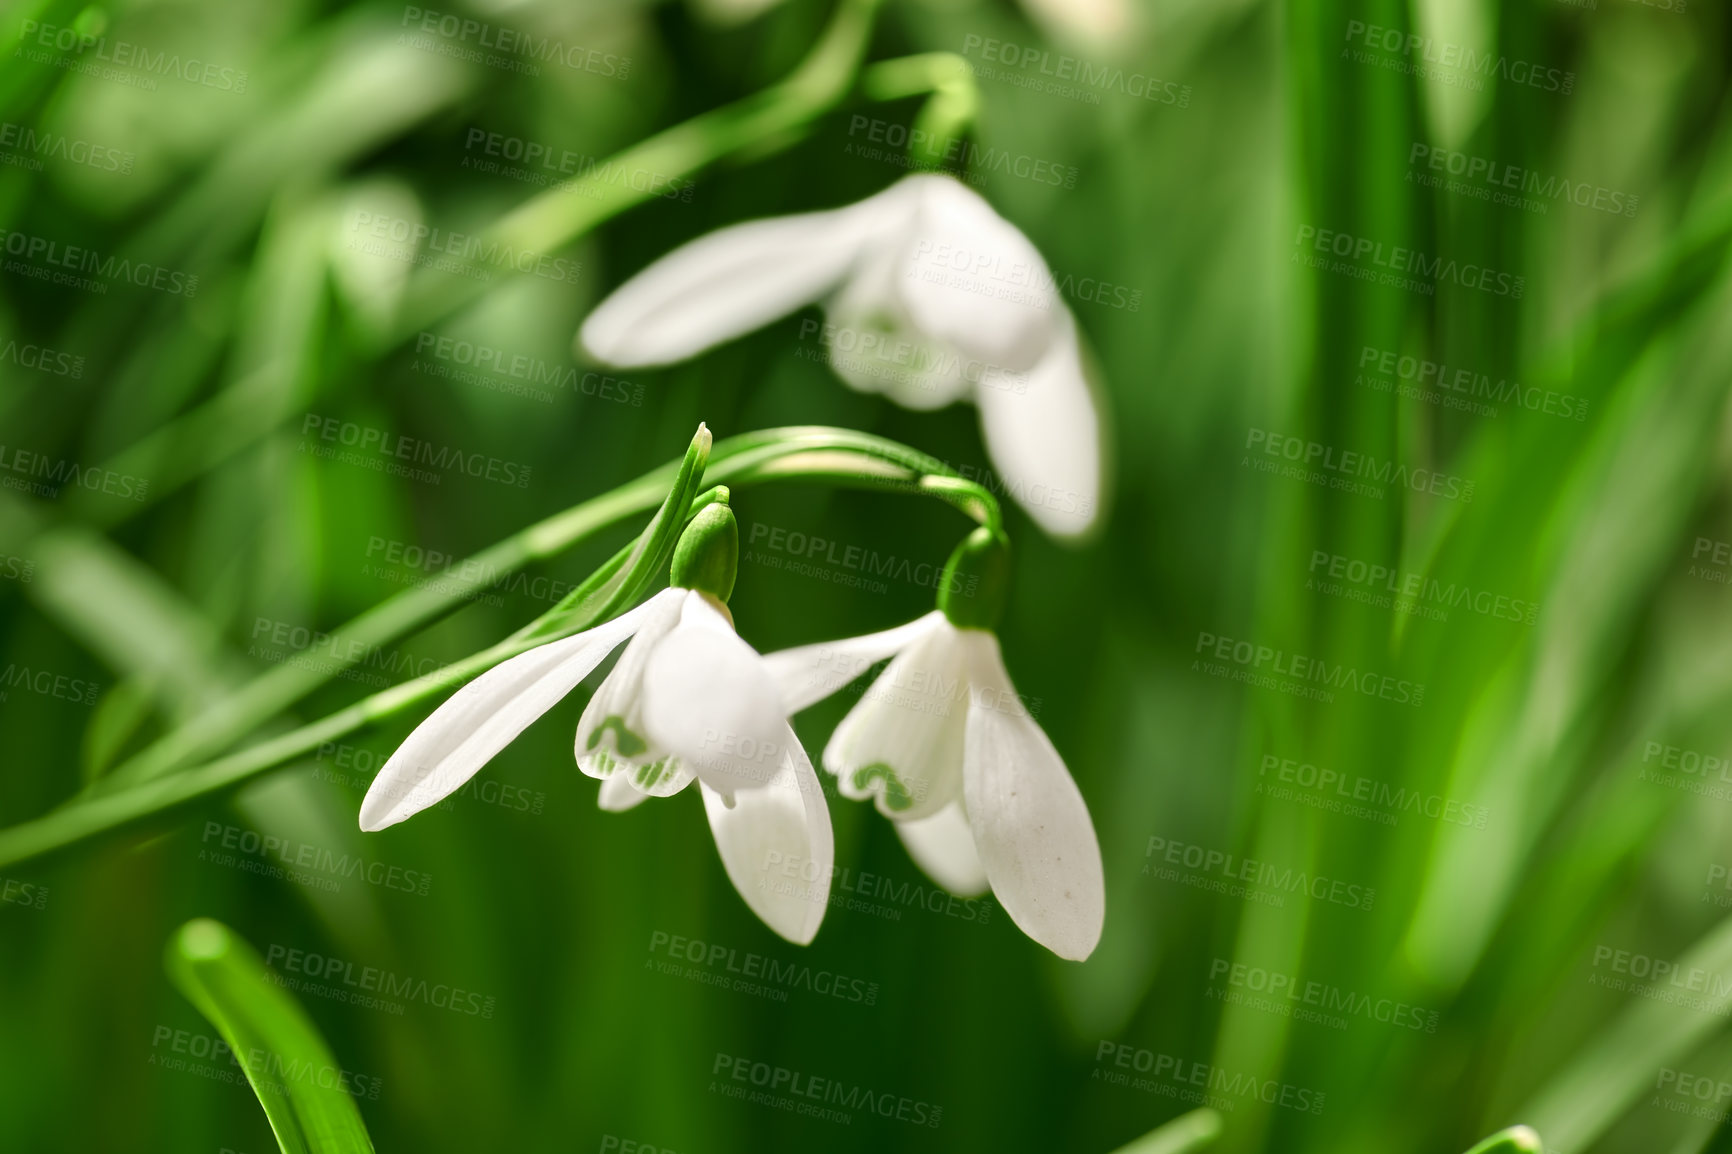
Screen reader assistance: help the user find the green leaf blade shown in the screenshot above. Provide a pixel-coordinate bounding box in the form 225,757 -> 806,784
165,919 -> 376,1154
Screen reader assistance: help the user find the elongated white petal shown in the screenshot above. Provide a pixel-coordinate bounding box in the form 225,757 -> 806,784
575,588 -> 687,779
701,729 -> 834,944
579,204 -> 882,367
895,175 -> 1058,373
642,593 -> 789,796
359,601 -> 659,832
762,611 -> 946,714
975,309 -> 1103,540
598,771 -> 652,812
821,621 -> 969,821
895,803 -> 989,897
960,635 -> 1103,960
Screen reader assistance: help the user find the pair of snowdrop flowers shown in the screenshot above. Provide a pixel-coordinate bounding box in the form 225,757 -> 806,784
360,504 -> 1104,960
579,173 -> 1104,542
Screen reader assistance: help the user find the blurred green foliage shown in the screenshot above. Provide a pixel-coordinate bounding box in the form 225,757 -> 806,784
1,0 -> 1731,1151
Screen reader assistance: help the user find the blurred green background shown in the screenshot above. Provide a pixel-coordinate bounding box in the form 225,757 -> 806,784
2,0 -> 1731,1150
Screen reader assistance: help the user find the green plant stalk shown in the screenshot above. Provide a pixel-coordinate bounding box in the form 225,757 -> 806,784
3,429 -> 999,869
390,0 -> 884,337
94,427 -> 994,796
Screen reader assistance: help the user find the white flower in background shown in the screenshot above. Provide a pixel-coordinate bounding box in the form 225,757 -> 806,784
761,529 -> 1104,960
578,174 -> 1102,541
360,505 -> 833,945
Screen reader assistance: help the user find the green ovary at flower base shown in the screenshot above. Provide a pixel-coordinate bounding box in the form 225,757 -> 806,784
763,527 -> 1105,961
360,487 -> 834,946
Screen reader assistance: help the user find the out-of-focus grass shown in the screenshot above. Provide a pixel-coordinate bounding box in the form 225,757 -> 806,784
0,0 -> 1729,1152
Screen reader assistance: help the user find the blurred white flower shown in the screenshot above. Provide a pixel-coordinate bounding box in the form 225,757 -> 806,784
763,609 -> 1104,960
360,585 -> 833,944
579,174 -> 1102,540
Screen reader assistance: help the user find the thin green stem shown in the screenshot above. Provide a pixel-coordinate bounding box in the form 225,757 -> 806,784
5,427 -> 999,869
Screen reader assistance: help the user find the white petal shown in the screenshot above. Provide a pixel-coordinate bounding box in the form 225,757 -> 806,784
597,771 -> 652,812
359,598 -> 663,832
575,589 -> 687,780
975,308 -> 1103,540
894,175 -> 1059,373
821,620 -> 969,821
960,635 -> 1103,960
578,198 -> 892,367
894,803 -> 989,897
762,611 -> 946,714
642,592 -> 789,796
701,729 -> 834,944
823,250 -> 972,411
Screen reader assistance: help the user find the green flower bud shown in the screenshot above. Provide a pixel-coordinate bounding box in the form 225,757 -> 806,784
937,527 -> 1011,631
671,492 -> 738,603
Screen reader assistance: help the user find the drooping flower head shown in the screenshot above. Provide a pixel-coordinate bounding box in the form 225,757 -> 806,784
764,527 -> 1104,959
360,494 -> 833,944
579,175 -> 1103,541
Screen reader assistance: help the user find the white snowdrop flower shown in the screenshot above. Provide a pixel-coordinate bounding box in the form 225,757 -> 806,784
761,528 -> 1103,960
578,174 -> 1102,540
360,502 -> 833,945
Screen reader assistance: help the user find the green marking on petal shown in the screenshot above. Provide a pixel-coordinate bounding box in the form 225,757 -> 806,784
633,758 -> 676,791
587,715 -> 647,756
852,763 -> 915,812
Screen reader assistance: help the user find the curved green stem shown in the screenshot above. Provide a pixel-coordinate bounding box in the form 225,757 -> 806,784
7,426 -> 999,869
